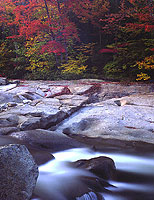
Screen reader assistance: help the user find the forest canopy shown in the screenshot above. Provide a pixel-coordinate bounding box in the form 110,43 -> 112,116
0,0 -> 154,81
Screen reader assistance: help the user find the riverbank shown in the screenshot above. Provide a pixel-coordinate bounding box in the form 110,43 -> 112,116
0,78 -> 154,147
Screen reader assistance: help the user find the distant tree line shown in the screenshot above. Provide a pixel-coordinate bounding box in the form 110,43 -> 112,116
0,0 -> 153,81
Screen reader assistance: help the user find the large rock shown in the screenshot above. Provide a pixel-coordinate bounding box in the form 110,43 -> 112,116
74,156 -> 116,180
59,93 -> 154,144
0,135 -> 54,166
0,103 -> 67,130
10,129 -> 85,152
0,144 -> 38,200
0,93 -> 89,131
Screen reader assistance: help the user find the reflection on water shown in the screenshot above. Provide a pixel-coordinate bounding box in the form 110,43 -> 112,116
33,147 -> 154,200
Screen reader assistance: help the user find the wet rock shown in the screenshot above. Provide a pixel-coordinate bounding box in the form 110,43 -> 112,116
74,156 -> 116,180
0,144 -> 38,200
31,150 -> 54,166
10,129 -> 85,152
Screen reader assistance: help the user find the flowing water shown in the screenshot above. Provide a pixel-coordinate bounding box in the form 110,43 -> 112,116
33,147 -> 154,200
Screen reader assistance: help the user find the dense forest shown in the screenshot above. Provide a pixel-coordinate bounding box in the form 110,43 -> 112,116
0,0 -> 154,81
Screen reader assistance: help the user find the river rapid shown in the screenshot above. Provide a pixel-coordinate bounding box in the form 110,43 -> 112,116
33,145 -> 154,200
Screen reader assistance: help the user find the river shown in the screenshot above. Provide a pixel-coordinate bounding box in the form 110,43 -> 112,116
32,146 -> 154,200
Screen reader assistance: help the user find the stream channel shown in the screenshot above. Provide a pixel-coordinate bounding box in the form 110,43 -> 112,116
32,144 -> 154,200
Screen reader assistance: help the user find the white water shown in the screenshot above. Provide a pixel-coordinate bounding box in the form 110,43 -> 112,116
34,148 -> 154,200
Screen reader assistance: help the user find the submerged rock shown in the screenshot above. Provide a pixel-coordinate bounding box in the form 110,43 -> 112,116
0,144 -> 38,200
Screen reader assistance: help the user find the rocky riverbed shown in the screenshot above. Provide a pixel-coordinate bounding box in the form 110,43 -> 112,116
0,78 -> 154,199
0,78 -> 153,145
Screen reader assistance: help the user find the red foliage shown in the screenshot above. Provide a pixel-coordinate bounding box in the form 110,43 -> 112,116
41,41 -> 66,55
145,25 -> 154,32
99,48 -> 118,53
116,43 -> 129,48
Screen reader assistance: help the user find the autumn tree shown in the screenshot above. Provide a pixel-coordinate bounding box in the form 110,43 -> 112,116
0,0 -> 110,79
101,0 -> 154,81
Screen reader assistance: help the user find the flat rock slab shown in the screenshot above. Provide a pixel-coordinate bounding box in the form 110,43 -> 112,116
58,93 -> 154,144
10,129 -> 85,152
0,144 -> 38,200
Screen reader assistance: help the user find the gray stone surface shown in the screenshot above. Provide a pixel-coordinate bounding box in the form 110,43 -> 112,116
0,144 -> 38,200
68,84 -> 93,95
58,93 -> 154,144
0,127 -> 20,135
0,92 -> 22,104
10,129 -> 85,152
0,79 -> 153,144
